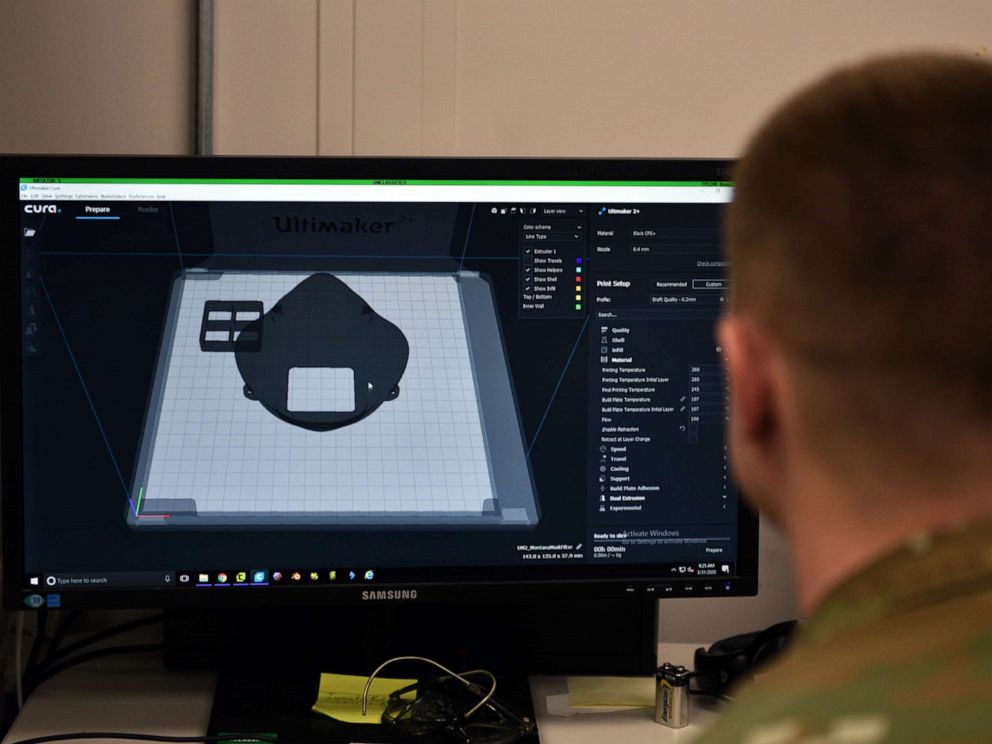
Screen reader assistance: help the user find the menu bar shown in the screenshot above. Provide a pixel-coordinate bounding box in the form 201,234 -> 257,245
19,182 -> 733,204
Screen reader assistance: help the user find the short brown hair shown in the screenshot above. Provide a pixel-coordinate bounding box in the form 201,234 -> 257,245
728,54 -> 992,470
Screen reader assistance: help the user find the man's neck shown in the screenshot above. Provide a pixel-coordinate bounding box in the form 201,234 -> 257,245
782,471 -> 992,617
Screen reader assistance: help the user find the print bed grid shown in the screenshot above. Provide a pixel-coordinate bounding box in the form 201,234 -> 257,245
142,272 -> 496,518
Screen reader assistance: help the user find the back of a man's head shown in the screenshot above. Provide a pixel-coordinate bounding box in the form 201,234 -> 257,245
728,53 -> 992,490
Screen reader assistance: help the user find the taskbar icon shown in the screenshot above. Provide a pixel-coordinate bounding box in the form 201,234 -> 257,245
184,569 -> 270,587
183,568 -> 375,587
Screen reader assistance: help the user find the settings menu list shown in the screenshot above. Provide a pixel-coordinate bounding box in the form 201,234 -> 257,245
586,205 -> 736,554
518,207 -> 587,318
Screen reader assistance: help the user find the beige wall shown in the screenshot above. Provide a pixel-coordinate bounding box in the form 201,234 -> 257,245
213,0 -> 991,158
0,0 -> 193,154
4,1 -> 988,158
451,1 -> 991,158
213,0 -> 319,155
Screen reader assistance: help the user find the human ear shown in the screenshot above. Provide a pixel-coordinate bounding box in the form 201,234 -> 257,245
717,314 -> 783,516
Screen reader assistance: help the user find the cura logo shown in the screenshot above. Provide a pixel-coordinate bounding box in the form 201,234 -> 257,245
361,589 -> 418,601
24,204 -> 58,214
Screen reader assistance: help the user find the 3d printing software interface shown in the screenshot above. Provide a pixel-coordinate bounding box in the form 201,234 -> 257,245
17,177 -> 740,592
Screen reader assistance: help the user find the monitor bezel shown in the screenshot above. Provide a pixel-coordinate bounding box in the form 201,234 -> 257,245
1,154 -> 757,611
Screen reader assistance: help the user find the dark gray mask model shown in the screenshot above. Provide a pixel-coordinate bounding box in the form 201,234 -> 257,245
234,272 -> 409,431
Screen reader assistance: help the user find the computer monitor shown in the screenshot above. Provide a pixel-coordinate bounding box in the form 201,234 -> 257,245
2,156 -> 756,628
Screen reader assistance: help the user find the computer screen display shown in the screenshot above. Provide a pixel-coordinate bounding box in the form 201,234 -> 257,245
1,156 -> 756,610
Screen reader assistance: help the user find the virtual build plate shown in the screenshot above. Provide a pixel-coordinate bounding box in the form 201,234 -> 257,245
128,270 -> 538,529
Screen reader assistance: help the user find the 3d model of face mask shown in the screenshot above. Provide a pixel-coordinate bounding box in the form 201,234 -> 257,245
137,269 -> 539,528
202,272 -> 409,431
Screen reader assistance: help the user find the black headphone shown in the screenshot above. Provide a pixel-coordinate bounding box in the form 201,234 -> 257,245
693,620 -> 798,695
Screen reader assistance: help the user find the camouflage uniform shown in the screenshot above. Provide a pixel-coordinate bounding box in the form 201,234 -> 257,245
692,517 -> 992,744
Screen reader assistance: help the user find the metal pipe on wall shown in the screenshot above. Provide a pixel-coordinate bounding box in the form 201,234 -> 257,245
195,0 -> 214,155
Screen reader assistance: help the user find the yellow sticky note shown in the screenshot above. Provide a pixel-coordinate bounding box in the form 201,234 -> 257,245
567,675 -> 655,709
311,672 -> 417,724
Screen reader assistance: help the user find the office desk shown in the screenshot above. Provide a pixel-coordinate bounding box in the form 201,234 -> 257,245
3,644 -> 721,744
530,675 -> 721,742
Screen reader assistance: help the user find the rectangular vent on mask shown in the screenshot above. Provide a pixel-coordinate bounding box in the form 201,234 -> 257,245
287,367 -> 356,413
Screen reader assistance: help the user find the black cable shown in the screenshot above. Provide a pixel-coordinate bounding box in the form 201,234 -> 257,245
21,611 -> 49,689
39,611 -> 84,669
24,611 -> 202,699
26,643 -> 164,695
7,733 -> 280,744
40,613 -> 164,669
24,613 -> 163,696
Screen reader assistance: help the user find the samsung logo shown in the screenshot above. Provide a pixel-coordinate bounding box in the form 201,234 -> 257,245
361,589 -> 418,601
24,204 -> 58,214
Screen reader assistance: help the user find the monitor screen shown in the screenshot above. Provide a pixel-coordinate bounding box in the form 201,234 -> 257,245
2,156 -> 756,611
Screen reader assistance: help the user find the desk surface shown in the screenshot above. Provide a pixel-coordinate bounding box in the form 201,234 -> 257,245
530,675 -> 721,743
3,643 -> 721,744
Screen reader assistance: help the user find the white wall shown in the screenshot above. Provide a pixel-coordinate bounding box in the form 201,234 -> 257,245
213,0 -> 992,158
0,0 -> 193,154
